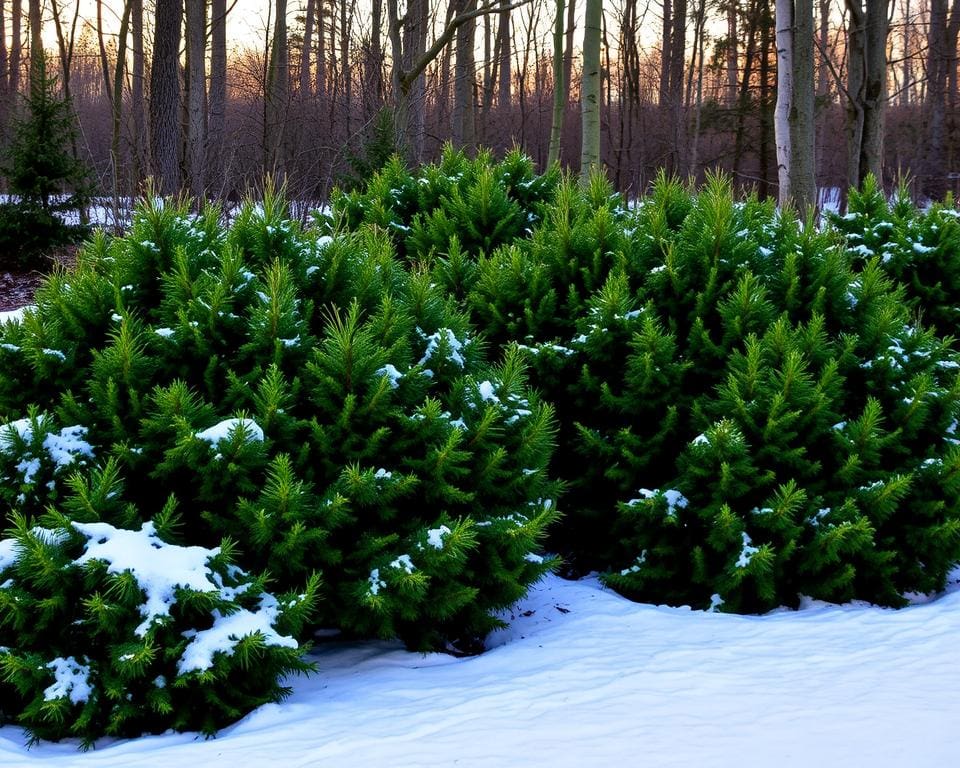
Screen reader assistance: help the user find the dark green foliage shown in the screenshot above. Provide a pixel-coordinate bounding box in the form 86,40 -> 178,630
336,163 -> 960,612
0,186 -> 558,687
0,512 -> 318,747
329,146 -> 559,263
0,55 -> 91,271
829,175 -> 960,338
0,203 -> 84,271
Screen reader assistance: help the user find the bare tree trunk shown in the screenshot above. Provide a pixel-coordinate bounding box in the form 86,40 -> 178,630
185,0 -> 206,198
497,0 -> 511,107
775,0 -> 794,204
727,2 -> 738,105
10,0 -> 21,96
453,0 -> 478,151
926,0 -> 948,197
563,0 -> 576,103
946,1 -> 960,107
689,0 -> 707,175
791,0 -> 816,208
208,0 -> 227,189
733,0 -> 760,180
150,0 -> 182,195
340,0 -> 353,138
659,0 -> 671,107
27,0 -> 39,68
0,1 -> 7,98
759,6 -> 771,197
301,0 -> 315,96
368,0 -> 384,103
110,1 -> 132,224
266,0 -> 289,175
547,0 -> 565,166
817,0 -> 830,96
317,0 -> 326,93
845,0 -> 889,189
900,0 -> 911,106
131,0 -> 146,185
581,0 -> 602,180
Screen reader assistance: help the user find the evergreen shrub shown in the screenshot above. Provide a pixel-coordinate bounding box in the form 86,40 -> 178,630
0,512 -> 318,746
829,175 -> 960,338
0,187 -> 559,742
335,161 -> 960,613
0,54 -> 91,271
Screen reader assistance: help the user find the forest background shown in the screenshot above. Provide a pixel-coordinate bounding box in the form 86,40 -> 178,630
0,0 -> 954,211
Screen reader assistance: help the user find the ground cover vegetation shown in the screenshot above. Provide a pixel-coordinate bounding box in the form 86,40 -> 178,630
2,150 -> 959,745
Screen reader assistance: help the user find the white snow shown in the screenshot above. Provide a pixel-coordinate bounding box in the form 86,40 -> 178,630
0,307 -> 28,324
374,364 -> 403,389
177,593 -> 297,674
43,657 -> 93,705
426,525 -> 451,549
195,418 -> 264,445
736,531 -> 760,568
418,328 -> 468,368
477,380 -> 499,403
72,521 -> 224,637
42,426 -> 95,468
5,572 -> 960,765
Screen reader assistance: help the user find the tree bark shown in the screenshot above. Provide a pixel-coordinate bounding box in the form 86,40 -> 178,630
301,0 -> 315,96
790,0 -> 816,209
547,0 -> 565,166
208,0 -> 227,189
150,0 -> 182,195
185,0 -> 206,198
10,0 -> 21,96
845,0 -> 889,190
497,0 -> 511,108
27,0 -> 39,69
453,0 -> 478,151
266,0 -> 289,175
131,0 -> 146,184
775,0 -> 794,204
580,0 -> 602,180
726,2 -> 738,105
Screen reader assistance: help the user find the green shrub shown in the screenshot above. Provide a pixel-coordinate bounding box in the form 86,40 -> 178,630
336,162 -> 960,611
0,511 -> 318,747
329,146 -> 559,263
829,175 -> 960,338
0,189 -> 558,650
0,202 -> 86,271
0,187 -> 559,742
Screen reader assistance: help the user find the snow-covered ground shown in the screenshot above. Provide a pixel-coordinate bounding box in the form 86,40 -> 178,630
2,571 -> 958,767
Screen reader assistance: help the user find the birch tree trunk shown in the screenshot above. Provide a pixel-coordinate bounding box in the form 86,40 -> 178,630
580,0 -> 602,181
775,0 -> 794,205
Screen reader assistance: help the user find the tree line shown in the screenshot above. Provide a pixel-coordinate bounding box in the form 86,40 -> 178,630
0,0 -> 958,210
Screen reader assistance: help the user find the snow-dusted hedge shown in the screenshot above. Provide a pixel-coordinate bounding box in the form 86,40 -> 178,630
0,186 -> 558,742
0,514 -> 318,746
330,159 -> 960,613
